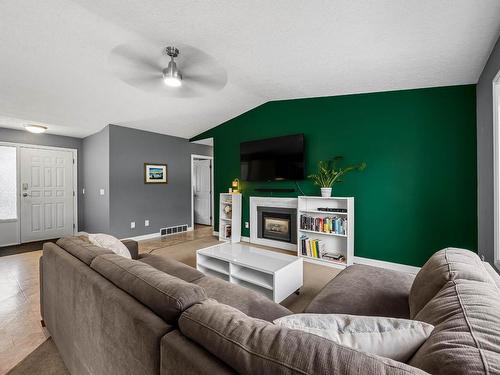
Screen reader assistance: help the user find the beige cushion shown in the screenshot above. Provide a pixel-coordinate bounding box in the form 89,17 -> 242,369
409,279 -> 500,374
409,248 -> 494,318
56,236 -> 113,265
89,233 -> 131,258
274,314 -> 434,362
91,254 -> 206,323
179,299 -> 427,375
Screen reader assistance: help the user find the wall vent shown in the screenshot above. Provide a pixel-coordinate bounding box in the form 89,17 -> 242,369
160,224 -> 188,236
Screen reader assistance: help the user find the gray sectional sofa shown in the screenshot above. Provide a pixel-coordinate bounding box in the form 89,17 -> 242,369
40,236 -> 500,375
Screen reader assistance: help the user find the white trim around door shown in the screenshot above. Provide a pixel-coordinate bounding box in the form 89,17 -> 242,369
0,141 -> 78,246
190,154 -> 214,229
493,70 -> 500,271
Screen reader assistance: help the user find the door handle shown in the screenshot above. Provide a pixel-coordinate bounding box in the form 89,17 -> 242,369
22,192 -> 31,197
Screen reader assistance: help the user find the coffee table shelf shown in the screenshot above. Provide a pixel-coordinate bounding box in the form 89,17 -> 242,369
196,243 -> 303,303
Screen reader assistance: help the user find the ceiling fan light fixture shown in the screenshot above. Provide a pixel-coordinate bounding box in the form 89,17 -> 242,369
163,47 -> 182,87
24,124 -> 48,134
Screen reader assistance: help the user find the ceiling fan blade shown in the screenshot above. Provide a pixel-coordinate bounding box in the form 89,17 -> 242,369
185,73 -> 227,91
110,43 -> 162,73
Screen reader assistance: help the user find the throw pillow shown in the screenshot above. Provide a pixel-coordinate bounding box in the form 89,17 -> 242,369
274,313 -> 434,362
88,233 -> 131,259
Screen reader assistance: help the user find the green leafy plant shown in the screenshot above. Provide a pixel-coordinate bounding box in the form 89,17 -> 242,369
308,156 -> 366,188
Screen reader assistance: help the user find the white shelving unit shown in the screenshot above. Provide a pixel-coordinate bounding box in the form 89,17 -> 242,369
196,243 -> 303,303
219,193 -> 242,243
297,196 -> 354,269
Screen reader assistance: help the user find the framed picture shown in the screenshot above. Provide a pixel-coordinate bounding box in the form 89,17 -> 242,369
144,163 -> 168,184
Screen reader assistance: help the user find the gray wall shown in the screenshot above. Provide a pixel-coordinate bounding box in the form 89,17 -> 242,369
0,127 -> 84,228
108,125 -> 212,238
82,126 -> 110,233
477,35 -> 500,264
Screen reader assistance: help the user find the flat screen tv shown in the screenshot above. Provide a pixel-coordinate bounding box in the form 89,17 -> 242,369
240,134 -> 305,181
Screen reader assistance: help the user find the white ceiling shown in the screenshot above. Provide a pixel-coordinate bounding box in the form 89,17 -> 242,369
1,0 -> 499,139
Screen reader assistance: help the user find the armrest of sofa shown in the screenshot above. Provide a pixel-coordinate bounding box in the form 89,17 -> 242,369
121,239 -> 139,259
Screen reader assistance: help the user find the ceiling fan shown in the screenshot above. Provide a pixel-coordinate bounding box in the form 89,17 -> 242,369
109,41 -> 227,98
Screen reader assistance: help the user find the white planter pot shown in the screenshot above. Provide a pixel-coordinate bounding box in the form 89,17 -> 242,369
320,188 -> 332,197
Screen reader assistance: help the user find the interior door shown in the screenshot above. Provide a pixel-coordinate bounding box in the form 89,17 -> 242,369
193,159 -> 212,226
20,147 -> 75,242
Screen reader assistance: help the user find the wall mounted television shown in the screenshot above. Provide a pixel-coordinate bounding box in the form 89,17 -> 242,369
240,134 -> 305,181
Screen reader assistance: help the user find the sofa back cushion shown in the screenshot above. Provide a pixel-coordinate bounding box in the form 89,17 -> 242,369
139,254 -> 205,283
409,279 -> 500,374
179,299 -> 427,375
57,236 -> 113,265
408,248 -> 494,318
91,254 -> 206,323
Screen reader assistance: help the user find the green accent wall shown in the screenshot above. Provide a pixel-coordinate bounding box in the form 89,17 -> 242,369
192,85 -> 477,267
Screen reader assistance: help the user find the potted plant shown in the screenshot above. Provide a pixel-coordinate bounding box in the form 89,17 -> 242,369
308,156 -> 366,197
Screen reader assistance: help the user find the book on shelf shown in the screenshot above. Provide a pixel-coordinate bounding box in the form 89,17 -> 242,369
223,224 -> 232,238
299,214 -> 347,235
300,234 -> 345,263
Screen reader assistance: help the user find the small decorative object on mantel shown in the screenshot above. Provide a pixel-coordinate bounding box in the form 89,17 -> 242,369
308,156 -> 366,197
144,163 -> 168,184
231,178 -> 240,193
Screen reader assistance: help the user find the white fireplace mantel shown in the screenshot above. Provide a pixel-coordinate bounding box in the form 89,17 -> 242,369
249,197 -> 298,251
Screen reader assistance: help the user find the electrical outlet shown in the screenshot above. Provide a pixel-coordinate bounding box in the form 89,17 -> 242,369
245,221 -> 249,229
130,221 -> 135,229
145,219 -> 149,227
82,188 -> 85,195
99,188 -> 105,196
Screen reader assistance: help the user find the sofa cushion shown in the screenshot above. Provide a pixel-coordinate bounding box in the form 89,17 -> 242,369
305,264 -> 414,319
192,275 -> 291,321
274,313 -> 434,362
179,299 -> 427,375
139,254 -> 205,283
91,254 -> 206,323
57,236 -> 114,265
409,248 -> 494,318
409,279 -> 500,374
89,233 -> 132,258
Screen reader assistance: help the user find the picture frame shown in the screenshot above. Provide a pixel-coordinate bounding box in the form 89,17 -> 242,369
144,163 -> 168,184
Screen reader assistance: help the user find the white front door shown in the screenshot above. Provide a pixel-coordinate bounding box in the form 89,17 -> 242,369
20,147 -> 75,242
193,159 -> 212,225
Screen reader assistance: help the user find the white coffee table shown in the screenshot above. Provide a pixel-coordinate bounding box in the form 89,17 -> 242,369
196,243 -> 303,303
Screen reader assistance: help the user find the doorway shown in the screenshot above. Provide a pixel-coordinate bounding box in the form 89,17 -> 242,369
191,154 -> 213,228
0,143 -> 77,247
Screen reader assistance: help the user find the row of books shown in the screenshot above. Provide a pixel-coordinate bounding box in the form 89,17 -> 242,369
299,235 -> 346,263
300,214 -> 347,235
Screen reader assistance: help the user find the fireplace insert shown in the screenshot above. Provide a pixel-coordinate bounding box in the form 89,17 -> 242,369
262,212 -> 291,242
256,206 -> 297,244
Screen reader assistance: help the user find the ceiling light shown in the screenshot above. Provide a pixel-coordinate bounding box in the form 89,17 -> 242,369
24,124 -> 48,134
163,47 -> 182,87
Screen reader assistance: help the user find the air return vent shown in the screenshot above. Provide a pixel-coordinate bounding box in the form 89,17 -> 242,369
160,224 -> 188,236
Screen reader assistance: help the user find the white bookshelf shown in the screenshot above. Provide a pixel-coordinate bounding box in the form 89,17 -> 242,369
297,196 -> 354,269
219,193 -> 242,243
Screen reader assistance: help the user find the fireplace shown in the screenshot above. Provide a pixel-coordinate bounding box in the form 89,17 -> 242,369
257,206 -> 297,244
263,212 -> 291,242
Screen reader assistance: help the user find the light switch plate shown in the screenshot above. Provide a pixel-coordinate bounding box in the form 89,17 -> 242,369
145,220 -> 149,227
99,188 -> 105,196
130,221 -> 135,229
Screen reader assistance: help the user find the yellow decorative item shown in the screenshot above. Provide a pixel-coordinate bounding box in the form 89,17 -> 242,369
231,178 -> 240,193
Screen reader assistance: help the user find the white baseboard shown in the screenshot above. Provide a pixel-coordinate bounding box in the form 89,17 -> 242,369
123,232 -> 160,241
213,230 -> 219,236
241,236 -> 250,242
353,256 -> 420,274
